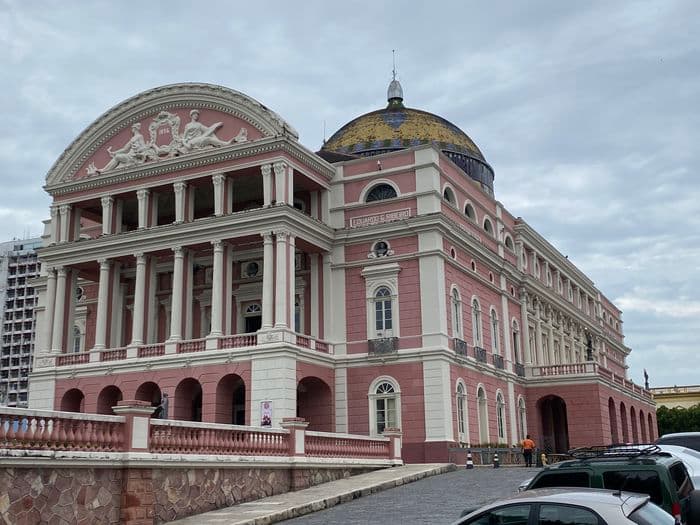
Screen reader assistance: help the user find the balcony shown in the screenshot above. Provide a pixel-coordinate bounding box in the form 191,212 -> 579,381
514,363 -> 525,377
473,346 -> 487,363
492,353 -> 505,370
50,332 -> 334,369
369,337 -> 398,355
453,338 -> 468,357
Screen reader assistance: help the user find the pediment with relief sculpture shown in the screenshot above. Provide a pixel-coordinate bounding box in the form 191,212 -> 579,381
45,83 -> 299,188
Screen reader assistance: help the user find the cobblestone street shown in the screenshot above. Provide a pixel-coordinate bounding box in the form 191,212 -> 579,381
282,466 -> 541,525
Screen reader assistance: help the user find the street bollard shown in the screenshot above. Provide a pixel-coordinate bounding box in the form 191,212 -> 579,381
466,450 -> 474,469
493,451 -> 500,468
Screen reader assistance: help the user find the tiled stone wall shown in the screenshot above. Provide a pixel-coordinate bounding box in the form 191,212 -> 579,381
0,464 -> 377,524
0,467 -> 121,524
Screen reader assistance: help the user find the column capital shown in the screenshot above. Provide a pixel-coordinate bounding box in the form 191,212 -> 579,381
101,195 -> 115,207
212,173 -> 226,185
97,258 -> 112,269
272,161 -> 288,176
172,246 -> 184,257
134,253 -> 147,264
59,204 -> 71,215
211,240 -> 224,251
56,266 -> 67,277
173,181 -> 187,193
261,232 -> 274,243
50,205 -> 59,216
136,189 -> 150,200
261,163 -> 272,177
273,229 -> 290,239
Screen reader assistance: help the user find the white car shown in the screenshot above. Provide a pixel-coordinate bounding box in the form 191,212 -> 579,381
452,487 -> 675,525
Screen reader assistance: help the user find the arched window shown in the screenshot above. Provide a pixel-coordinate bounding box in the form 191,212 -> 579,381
366,183 -> 397,202
472,299 -> 482,346
373,287 -> 393,337
496,392 -> 506,442
72,326 -> 82,353
370,240 -> 393,258
451,288 -> 462,337
483,218 -> 494,235
512,320 -> 521,363
504,235 -> 514,251
518,397 -> 527,442
443,186 -> 456,205
456,382 -> 468,444
477,387 -> 489,445
490,309 -> 499,353
369,379 -> 401,435
464,202 -> 476,221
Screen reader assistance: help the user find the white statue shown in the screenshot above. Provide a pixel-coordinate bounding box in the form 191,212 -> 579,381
102,123 -> 158,172
181,109 -> 232,151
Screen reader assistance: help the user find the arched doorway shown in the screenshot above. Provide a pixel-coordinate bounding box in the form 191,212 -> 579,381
608,398 -> 619,444
538,395 -> 569,454
60,388 -> 85,413
215,374 -> 246,425
630,407 -> 639,443
96,386 -> 123,415
477,387 -> 489,445
648,413 -> 654,441
174,378 -> 202,422
135,381 -> 163,416
620,402 -> 629,443
639,411 -> 647,442
297,377 -> 333,432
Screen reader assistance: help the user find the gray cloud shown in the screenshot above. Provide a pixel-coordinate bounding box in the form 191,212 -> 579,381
1,0 -> 697,386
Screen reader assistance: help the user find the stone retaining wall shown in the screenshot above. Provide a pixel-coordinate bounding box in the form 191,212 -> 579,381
0,464 -> 376,524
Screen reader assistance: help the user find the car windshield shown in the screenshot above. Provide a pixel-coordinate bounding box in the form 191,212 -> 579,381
628,500 -> 675,525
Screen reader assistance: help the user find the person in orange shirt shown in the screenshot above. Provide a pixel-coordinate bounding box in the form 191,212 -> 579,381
522,434 -> 536,467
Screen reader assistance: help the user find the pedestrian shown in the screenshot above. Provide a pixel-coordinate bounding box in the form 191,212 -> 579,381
522,434 -> 536,467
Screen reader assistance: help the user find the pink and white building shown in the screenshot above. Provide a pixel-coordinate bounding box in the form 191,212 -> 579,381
28,81 -> 655,462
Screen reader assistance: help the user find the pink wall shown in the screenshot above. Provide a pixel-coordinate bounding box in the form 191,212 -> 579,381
342,151 -> 415,177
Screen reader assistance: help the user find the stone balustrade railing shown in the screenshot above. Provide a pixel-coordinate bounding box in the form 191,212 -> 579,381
0,407 -> 124,452
529,362 -> 651,399
0,405 -> 402,463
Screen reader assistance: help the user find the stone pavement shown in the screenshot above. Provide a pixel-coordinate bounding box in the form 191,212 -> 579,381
170,464 -> 456,525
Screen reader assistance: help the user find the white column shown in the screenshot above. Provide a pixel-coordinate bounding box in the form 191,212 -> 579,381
287,234 -> 296,328
548,319 -> 556,364
59,204 -> 71,242
51,267 -> 67,353
322,252 -> 333,339
535,315 -> 544,365
136,190 -> 150,229
310,254 -> 319,337
212,174 -> 225,217
320,190 -> 330,224
169,247 -> 184,341
130,254 -> 147,345
520,289 -> 532,364
262,164 -> 272,206
100,197 -> 114,235
274,231 -> 288,327
273,162 -> 287,205
261,234 -> 274,329
50,206 -> 59,244
173,182 -> 187,223
286,164 -> 294,205
209,240 -> 224,336
43,269 -> 57,352
93,259 -> 112,350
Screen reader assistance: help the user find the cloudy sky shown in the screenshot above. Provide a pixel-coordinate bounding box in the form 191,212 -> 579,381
1,1 -> 697,387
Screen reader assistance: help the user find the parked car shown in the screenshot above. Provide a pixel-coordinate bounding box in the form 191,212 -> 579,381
452,487 -> 675,525
521,445 -> 700,524
658,433 -> 700,454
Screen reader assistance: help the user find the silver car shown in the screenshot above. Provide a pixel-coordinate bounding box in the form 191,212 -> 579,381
452,487 -> 674,525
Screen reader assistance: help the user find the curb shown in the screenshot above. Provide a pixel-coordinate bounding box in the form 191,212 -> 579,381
225,464 -> 456,525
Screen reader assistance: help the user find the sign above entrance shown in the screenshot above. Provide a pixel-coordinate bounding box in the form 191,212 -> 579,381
349,208 -> 411,228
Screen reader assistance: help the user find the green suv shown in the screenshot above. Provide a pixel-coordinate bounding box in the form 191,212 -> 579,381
524,445 -> 700,524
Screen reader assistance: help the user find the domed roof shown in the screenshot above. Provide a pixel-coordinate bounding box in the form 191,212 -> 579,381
321,79 -> 494,194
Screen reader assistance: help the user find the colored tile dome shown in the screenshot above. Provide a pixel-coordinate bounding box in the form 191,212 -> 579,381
321,79 -> 495,194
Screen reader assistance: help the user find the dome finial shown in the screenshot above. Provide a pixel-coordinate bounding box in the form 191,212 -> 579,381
387,49 -> 404,108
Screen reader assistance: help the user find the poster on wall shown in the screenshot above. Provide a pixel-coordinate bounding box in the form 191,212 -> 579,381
260,400 -> 273,427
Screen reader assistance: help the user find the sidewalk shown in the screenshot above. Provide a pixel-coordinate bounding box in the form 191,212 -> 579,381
171,463 -> 455,524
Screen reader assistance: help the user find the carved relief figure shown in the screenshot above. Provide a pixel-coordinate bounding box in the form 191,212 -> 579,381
102,123 -> 158,171
181,109 -> 232,151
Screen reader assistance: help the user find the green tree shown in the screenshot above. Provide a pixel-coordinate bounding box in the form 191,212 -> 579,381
656,404 -> 700,436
